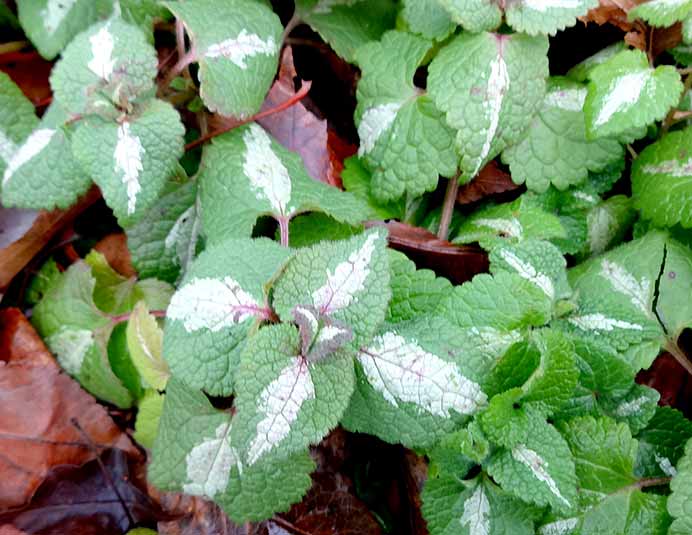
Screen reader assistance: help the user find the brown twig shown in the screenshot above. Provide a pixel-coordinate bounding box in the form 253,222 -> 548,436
271,516 -> 313,535
278,216 -> 290,247
184,81 -> 312,151
110,309 -> 167,325
437,171 -> 461,241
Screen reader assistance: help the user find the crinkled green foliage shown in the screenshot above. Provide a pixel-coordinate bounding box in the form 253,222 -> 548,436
355,31 -> 457,201
0,71 -> 39,180
668,437 -> 692,534
436,0 -> 501,33
163,0 -> 282,118
629,0 -> 692,27
401,0 -> 454,41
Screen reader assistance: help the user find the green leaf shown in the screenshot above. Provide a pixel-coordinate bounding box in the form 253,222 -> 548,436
126,301 -> 169,391
668,437 -> 692,534
584,49 -> 683,139
72,99 -> 185,226
231,323 -> 355,466
486,414 -> 577,512
586,195 -> 636,255
2,103 -> 92,210
355,31 -> 457,201
50,18 -> 158,115
387,250 -> 453,323
502,78 -> 624,193
422,476 -> 539,535
632,127 -> 692,229
601,383 -> 659,434
294,0 -> 397,62
32,261 -> 133,408
0,71 -> 38,181
149,378 -> 314,522
401,0 -> 455,40
198,124 -> 370,243
629,0 -> 692,27
286,213 -> 361,248
635,407 -> 692,478
562,232 -> 666,362
342,316 -> 488,448
504,0 -> 598,36
453,197 -> 566,251
117,0 -> 170,37
428,31 -> 549,179
16,0 -> 112,60
489,239 -> 571,304
133,389 -> 164,449
164,0 -> 281,118
126,173 -> 200,284
163,237 -> 291,396
341,156 -> 403,220
656,239 -> 692,338
273,228 -> 390,347
567,42 -> 627,82
26,258 -> 62,306
107,321 -> 144,398
436,0 -> 502,33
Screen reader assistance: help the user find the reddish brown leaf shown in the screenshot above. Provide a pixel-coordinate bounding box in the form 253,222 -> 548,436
94,233 -> 137,278
0,187 -> 101,290
456,162 -> 520,205
401,451 -> 428,535
151,491 -> 241,535
0,449 -> 160,534
579,0 -> 643,31
0,525 -> 28,535
0,310 -> 137,509
257,46 -> 351,187
0,54 -> 52,107
637,352 -> 686,407
367,221 -> 488,285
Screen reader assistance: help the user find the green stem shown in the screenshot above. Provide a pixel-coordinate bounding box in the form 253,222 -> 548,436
110,309 -> 166,325
437,171 -> 461,240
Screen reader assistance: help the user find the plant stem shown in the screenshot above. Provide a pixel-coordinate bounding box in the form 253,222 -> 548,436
666,341 -> 692,376
110,309 -> 166,325
278,216 -> 290,247
660,73 -> 692,137
437,171 -> 461,241
184,81 -> 311,151
161,49 -> 197,88
629,476 -> 672,491
0,40 -> 29,55
626,144 -> 638,160
281,14 -> 302,43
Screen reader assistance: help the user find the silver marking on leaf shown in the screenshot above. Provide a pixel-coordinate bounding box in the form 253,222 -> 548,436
41,0 -> 78,34
114,122 -> 144,215
499,248 -> 554,299
568,313 -> 643,332
642,157 -> 692,177
242,124 -> 292,216
538,518 -> 579,535
523,0 -> 584,11
600,260 -> 651,314
247,357 -> 315,465
357,103 -> 401,156
358,331 -> 487,417
88,25 -> 116,81
460,485 -> 490,535
511,444 -> 571,507
312,232 -> 379,314
473,217 -> 523,238
614,395 -> 650,417
2,128 -> 56,186
544,87 -> 587,112
183,422 -> 242,498
0,130 -> 17,164
594,71 -> 649,127
45,328 -> 93,376
205,29 -> 277,69
655,454 -> 677,477
168,276 -> 266,332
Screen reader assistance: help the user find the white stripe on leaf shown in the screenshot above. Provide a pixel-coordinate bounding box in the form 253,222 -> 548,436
473,53 -> 510,177
358,331 -> 487,417
2,128 -> 56,186
474,217 -> 523,238
88,25 -> 115,81
242,124 -> 292,217
312,232 -> 379,314
247,357 -> 315,465
205,29 -> 277,69
45,328 -> 93,376
0,131 -> 17,166
642,158 -> 692,177
460,485 -> 491,535
568,313 -> 643,332
41,0 -> 78,34
183,422 -> 242,498
594,71 -> 649,127
168,276 -> 267,333
600,260 -> 651,314
114,122 -> 144,215
539,518 -> 579,535
512,444 -> 571,508
544,87 -> 587,112
357,103 -> 401,156
499,249 -> 554,299
614,395 -> 650,417
523,0 -> 584,11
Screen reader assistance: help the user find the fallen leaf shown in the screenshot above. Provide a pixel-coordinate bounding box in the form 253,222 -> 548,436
579,0 -> 643,32
0,308 -> 137,509
457,162 -> 521,205
0,525 -> 28,535
0,449 -> 160,534
400,451 -> 428,535
94,233 -> 137,278
0,186 -> 101,290
637,352 -> 686,408
0,53 -> 52,107
0,308 -> 56,368
367,221 -> 488,285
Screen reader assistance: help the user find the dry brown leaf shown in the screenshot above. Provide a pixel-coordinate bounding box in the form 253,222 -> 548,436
367,221 -> 488,285
457,162 -> 520,205
0,186 -> 101,290
94,233 -> 137,278
0,308 -> 137,509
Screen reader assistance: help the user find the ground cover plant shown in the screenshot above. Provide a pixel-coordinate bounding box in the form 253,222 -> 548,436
1,0 -> 692,533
